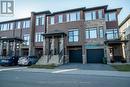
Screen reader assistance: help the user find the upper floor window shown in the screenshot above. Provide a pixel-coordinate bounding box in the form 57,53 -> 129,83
23,34 -> 30,45
85,11 -> 96,21
16,21 -> 21,29
1,24 -> 8,31
9,23 -> 14,30
66,12 -> 80,22
35,32 -> 43,42
98,10 -> 103,19
99,26 -> 104,38
58,15 -> 63,23
50,16 -> 54,25
106,29 -> 118,40
23,20 -> 30,29
68,29 -> 79,42
105,12 -> 116,21
86,28 -> 97,39
36,15 -> 45,26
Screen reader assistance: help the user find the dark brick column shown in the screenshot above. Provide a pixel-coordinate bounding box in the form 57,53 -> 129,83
29,12 -> 36,56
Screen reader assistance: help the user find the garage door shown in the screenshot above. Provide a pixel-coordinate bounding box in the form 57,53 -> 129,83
87,49 -> 104,63
69,49 -> 82,63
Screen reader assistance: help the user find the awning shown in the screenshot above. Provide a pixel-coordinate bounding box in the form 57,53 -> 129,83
42,32 -> 66,38
0,37 -> 24,42
104,39 -> 128,45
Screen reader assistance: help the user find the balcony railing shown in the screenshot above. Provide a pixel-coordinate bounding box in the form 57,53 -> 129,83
105,32 -> 128,41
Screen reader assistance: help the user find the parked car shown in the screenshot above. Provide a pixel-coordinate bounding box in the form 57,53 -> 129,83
0,56 -> 19,66
18,56 -> 39,66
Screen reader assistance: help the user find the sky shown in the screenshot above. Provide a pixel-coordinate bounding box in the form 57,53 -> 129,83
0,0 -> 130,24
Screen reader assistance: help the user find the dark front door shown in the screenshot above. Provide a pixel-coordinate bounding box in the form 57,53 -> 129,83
69,49 -> 82,63
87,49 -> 104,63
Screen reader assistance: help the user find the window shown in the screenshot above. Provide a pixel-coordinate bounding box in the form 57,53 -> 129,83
58,15 -> 63,23
85,12 -> 92,20
16,21 -> 21,29
35,32 -> 43,42
23,20 -> 30,28
66,13 -> 70,22
106,29 -> 118,39
36,15 -> 45,26
85,11 -> 96,21
105,12 -> 116,21
68,29 -> 79,42
105,13 -> 109,21
50,16 -> 54,25
70,12 -> 77,21
66,12 -> 80,22
99,26 -> 104,38
9,23 -> 14,30
98,10 -> 103,19
109,12 -> 116,21
86,28 -> 97,39
3,24 -> 8,31
23,34 -> 30,45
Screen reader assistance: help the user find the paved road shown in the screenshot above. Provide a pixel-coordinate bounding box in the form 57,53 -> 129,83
57,63 -> 115,71
0,67 -> 130,87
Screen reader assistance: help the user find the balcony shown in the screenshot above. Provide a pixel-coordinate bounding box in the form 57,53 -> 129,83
104,32 -> 128,45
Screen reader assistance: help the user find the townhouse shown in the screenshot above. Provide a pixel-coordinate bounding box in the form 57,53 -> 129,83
0,5 -> 127,65
119,14 -> 130,62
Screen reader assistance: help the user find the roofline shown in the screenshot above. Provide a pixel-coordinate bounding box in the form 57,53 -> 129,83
119,14 -> 130,28
84,5 -> 108,11
47,7 -> 86,16
0,17 -> 31,24
33,10 -> 51,15
0,10 -> 51,24
47,5 -> 108,16
106,8 -> 122,15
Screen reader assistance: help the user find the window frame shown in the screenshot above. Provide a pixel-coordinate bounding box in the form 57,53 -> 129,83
85,11 -> 96,21
99,26 -> 104,38
68,29 -> 79,42
50,16 -> 54,25
86,27 -> 97,39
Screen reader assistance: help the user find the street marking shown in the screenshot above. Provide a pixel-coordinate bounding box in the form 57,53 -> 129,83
0,67 -> 27,72
52,69 -> 78,73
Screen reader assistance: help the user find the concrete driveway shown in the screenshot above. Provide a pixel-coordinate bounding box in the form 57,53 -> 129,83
57,63 -> 115,71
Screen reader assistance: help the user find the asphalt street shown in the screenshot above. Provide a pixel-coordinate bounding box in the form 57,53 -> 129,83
0,67 -> 130,87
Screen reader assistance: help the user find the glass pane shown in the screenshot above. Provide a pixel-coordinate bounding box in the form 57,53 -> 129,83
105,14 -> 109,21
69,36 -> 73,42
41,17 -> 44,25
26,20 -> 30,28
109,12 -> 116,21
90,29 -> 97,38
74,36 -> 78,42
76,12 -> 80,20
70,12 -> 76,21
99,27 -> 104,38
69,31 -> 73,36
74,30 -> 78,35
66,14 -> 70,22
85,12 -> 92,21
58,15 -> 63,23
10,23 -> 13,30
17,22 -> 21,29
106,31 -> 113,39
114,29 -> 118,39
92,11 -> 96,20
86,30 -> 89,39
36,18 -> 39,25
98,10 -> 103,19
50,16 -> 54,24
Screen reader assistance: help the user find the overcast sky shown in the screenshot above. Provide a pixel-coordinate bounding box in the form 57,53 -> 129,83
0,0 -> 130,24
